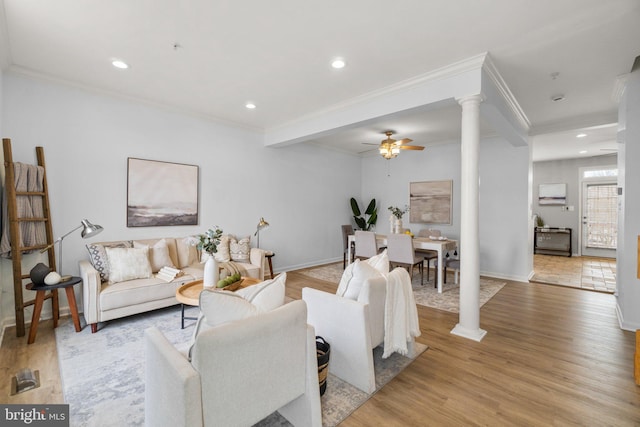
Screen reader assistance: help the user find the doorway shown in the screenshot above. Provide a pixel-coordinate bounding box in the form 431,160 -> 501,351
579,166 -> 617,258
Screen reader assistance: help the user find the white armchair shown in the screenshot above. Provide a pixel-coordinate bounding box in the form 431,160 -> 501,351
144,300 -> 321,427
302,269 -> 387,393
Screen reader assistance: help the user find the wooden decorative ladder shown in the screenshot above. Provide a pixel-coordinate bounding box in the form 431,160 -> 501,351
2,138 -> 57,337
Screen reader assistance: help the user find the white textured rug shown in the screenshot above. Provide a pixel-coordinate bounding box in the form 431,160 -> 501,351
299,262 -> 506,313
55,305 -> 427,427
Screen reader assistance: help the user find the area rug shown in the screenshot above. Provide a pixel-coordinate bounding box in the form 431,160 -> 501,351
299,262 -> 506,313
55,305 -> 427,427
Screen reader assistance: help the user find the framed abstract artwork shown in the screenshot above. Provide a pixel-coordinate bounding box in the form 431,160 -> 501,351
538,183 -> 566,205
127,158 -> 199,227
409,180 -> 453,225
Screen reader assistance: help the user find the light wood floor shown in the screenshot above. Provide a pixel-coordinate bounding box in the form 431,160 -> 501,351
532,254 -> 617,293
1,270 -> 639,425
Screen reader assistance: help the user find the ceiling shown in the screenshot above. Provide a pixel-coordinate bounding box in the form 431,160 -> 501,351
0,0 -> 637,161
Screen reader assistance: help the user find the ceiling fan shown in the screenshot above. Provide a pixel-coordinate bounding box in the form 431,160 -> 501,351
364,131 -> 425,159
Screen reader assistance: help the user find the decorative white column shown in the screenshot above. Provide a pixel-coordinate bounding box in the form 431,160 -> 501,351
451,94 -> 487,342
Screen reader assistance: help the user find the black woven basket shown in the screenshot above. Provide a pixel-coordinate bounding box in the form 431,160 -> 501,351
316,336 -> 330,396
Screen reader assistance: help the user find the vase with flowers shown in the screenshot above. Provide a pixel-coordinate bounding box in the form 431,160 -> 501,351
388,205 -> 409,234
193,226 -> 223,288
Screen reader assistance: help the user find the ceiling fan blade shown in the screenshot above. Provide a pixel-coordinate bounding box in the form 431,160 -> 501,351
362,142 -> 381,146
398,145 -> 424,151
394,138 -> 413,145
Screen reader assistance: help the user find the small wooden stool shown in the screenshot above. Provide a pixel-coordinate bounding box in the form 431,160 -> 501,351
26,276 -> 83,344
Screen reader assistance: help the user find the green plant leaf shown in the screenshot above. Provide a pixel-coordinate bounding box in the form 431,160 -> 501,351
354,216 -> 366,230
365,199 -> 376,215
367,209 -> 378,224
350,198 -> 361,216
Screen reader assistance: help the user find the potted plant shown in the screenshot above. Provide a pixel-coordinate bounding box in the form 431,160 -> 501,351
388,205 -> 409,234
350,198 -> 378,230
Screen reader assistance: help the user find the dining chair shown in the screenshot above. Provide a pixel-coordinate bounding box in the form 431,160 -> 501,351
434,255 -> 460,287
354,230 -> 379,260
341,224 -> 355,269
415,229 -> 440,281
386,233 -> 424,285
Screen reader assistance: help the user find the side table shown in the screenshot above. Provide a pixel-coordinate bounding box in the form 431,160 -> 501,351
25,276 -> 83,344
265,252 -> 275,279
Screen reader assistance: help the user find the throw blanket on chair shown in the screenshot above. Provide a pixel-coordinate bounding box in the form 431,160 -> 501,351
383,267 -> 421,358
0,162 -> 47,258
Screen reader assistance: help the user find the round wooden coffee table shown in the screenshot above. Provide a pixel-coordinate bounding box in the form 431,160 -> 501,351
176,277 -> 262,328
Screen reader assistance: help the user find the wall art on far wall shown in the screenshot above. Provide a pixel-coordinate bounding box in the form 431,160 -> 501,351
409,180 -> 452,225
538,183 -> 567,205
127,158 -> 199,227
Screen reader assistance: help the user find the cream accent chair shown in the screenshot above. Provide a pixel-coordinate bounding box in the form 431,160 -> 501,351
144,300 -> 321,427
302,269 -> 386,393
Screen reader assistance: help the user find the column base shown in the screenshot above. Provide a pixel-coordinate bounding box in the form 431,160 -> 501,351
451,323 -> 487,342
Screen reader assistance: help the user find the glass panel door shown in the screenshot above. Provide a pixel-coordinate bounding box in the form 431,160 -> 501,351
581,182 -> 617,257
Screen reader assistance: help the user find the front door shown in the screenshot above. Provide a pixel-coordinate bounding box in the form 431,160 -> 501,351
581,181 -> 617,258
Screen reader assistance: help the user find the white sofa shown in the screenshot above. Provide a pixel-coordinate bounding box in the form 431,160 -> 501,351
144,300 -> 322,427
79,236 -> 266,332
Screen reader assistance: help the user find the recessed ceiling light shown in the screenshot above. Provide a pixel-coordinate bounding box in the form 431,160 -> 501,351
576,133 -> 587,138
579,150 -> 588,154
550,94 -> 565,102
331,58 -> 346,69
111,59 -> 129,69
245,103 -> 256,109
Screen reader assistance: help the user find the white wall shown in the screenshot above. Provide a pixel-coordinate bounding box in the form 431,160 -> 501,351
616,63 -> 640,331
0,72 -> 362,327
361,136 -> 530,282
533,155 -> 617,254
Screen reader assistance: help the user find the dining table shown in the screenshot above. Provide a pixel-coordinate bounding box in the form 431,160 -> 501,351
347,233 -> 458,293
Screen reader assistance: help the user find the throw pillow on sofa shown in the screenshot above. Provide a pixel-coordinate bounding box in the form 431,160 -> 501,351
86,241 -> 132,282
133,239 -> 175,273
105,247 -> 153,284
229,235 -> 251,262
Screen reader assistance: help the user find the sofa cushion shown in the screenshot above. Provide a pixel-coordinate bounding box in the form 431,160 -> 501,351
99,274 -> 194,311
86,241 -> 132,282
229,235 -> 251,262
105,247 -> 153,284
133,239 -> 175,273
176,237 -> 199,268
214,235 -> 231,263
235,273 -> 286,312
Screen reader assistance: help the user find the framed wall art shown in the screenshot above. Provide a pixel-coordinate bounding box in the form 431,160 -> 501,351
538,183 -> 566,205
127,158 -> 199,227
409,180 -> 453,225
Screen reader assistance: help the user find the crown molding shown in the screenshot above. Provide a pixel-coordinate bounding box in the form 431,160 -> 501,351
481,54 -> 531,132
6,66 -> 264,133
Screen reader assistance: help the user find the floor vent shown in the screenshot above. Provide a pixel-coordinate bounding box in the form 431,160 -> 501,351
10,368 -> 40,396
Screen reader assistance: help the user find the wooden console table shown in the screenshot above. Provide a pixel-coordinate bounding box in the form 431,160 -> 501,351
534,227 -> 572,257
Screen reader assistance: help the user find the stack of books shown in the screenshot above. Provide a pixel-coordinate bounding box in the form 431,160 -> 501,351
156,266 -> 183,282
